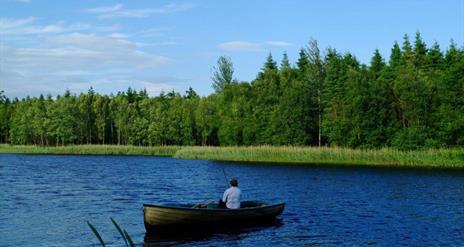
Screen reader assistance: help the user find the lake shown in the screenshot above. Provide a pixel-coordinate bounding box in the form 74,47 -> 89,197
1,154 -> 463,246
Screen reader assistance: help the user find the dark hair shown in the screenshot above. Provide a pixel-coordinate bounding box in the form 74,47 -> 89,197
229,178 -> 238,187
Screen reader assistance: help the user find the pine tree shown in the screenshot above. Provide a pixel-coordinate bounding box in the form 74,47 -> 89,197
253,53 -> 281,144
264,53 -> 278,70
413,32 -> 428,68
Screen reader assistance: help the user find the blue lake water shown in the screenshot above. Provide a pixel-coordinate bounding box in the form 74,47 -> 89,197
1,154 -> 463,246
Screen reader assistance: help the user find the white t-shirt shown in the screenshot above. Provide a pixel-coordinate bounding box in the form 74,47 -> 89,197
222,186 -> 241,209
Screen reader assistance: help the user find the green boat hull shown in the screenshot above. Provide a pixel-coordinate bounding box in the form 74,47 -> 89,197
143,201 -> 285,232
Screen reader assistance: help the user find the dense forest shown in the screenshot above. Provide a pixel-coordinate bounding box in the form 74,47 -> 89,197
0,33 -> 463,150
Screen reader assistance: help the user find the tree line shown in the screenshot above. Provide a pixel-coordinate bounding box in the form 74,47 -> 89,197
0,33 -> 463,149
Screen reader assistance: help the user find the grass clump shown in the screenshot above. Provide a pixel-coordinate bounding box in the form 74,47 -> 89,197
0,144 -> 180,156
1,144 -> 463,169
173,146 -> 464,169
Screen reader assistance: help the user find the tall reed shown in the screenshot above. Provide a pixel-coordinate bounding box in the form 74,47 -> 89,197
0,144 -> 180,156
87,218 -> 135,247
1,144 -> 463,168
173,146 -> 464,168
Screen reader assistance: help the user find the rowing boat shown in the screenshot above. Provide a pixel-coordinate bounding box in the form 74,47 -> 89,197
143,200 -> 285,232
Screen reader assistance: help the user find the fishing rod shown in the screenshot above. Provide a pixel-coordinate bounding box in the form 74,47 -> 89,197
221,166 -> 229,187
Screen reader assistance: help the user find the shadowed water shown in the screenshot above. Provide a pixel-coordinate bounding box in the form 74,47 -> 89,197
0,154 -> 463,246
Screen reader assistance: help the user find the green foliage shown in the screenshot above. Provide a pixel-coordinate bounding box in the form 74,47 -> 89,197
195,95 -> 218,145
0,95 -> 12,143
217,83 -> 253,145
212,56 -> 236,92
1,32 -> 463,150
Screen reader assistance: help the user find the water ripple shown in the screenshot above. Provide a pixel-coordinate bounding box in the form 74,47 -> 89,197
0,154 -> 463,246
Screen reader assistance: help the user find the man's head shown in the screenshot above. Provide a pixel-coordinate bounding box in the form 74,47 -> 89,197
229,178 -> 238,187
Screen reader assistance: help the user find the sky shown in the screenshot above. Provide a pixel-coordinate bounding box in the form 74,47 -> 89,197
1,0 -> 463,98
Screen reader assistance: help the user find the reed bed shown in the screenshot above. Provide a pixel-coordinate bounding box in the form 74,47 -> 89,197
173,146 -> 464,169
1,144 -> 463,169
0,144 -> 180,157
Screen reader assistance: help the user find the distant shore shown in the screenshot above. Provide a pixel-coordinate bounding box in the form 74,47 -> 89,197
0,144 -> 463,169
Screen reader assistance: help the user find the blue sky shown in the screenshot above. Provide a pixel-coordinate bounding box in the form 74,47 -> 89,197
1,0 -> 463,98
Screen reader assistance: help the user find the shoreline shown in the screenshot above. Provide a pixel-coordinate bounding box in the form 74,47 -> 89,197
0,144 -> 463,169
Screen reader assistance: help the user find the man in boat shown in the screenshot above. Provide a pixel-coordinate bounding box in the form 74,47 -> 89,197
219,178 -> 241,209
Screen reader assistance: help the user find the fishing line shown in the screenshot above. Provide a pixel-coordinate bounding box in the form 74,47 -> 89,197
221,166 -> 229,187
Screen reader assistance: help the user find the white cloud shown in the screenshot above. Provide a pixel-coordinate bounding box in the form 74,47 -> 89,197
0,31 -> 174,98
264,41 -> 293,47
108,32 -> 129,39
0,73 -> 182,98
218,41 -> 263,52
133,27 -> 171,38
86,3 -> 123,13
135,41 -> 177,47
3,33 -> 171,72
0,17 -> 35,29
48,33 -> 134,50
86,3 -> 193,19
0,19 -> 64,35
218,40 -> 293,52
91,78 -> 180,96
67,22 -> 120,33
0,17 -> 120,35
0,15 -> 179,98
